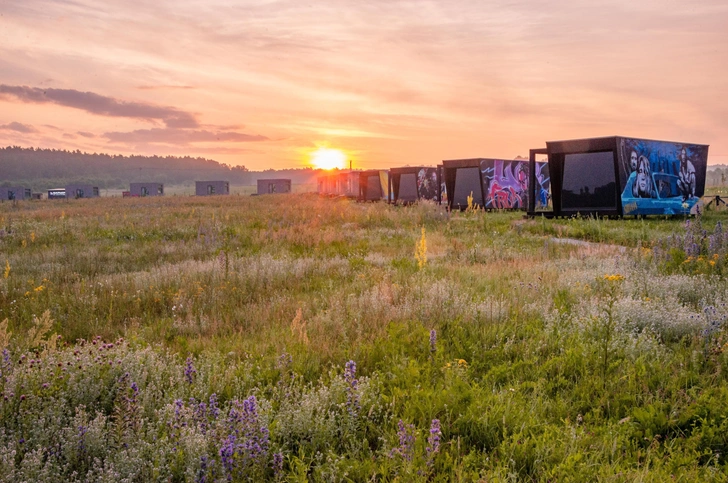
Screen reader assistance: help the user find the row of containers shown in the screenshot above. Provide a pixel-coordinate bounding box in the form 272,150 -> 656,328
319,136 -> 710,217
0,180 -> 294,200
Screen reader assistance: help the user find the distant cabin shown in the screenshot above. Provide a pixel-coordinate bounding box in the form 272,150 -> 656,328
358,170 -> 390,202
317,174 -> 336,196
66,184 -> 100,199
196,181 -> 229,196
130,183 -> 164,197
441,158 -> 485,211
47,188 -> 66,200
317,171 -> 359,197
0,187 -> 31,201
442,158 -> 543,211
389,167 -> 439,205
257,179 -> 291,195
335,171 -> 359,198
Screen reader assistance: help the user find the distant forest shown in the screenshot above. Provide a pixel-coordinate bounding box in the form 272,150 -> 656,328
0,146 -> 324,190
707,165 -> 728,186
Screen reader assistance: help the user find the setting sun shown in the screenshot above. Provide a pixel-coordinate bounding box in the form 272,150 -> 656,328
310,148 -> 347,170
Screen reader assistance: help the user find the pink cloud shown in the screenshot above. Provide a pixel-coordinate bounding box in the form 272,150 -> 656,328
0,85 -> 199,128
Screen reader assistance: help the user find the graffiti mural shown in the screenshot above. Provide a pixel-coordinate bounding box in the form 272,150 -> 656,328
535,162 -> 551,210
438,166 -> 447,204
379,170 -> 391,201
417,168 -> 438,201
480,159 -> 530,209
619,138 -> 708,215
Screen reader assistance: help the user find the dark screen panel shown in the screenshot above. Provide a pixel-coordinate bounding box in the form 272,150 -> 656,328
398,173 -> 418,202
366,175 -> 381,200
562,152 -> 616,210
452,167 -> 482,209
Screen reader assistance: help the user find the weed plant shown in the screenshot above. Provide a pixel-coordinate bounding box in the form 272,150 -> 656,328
1,195 -> 728,480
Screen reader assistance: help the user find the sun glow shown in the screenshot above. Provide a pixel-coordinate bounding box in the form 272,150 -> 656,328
310,148 -> 347,170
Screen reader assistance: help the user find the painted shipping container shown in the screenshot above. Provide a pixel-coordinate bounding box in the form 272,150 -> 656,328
528,136 -> 708,217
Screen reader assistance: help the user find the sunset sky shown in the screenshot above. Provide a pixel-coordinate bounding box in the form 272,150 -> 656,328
1,0 -> 727,170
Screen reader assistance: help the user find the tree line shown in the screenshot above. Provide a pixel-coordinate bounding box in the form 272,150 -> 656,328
0,146 -> 323,190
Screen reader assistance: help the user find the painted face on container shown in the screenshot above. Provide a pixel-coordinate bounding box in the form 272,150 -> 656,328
630,151 -> 638,171
636,156 -> 651,195
517,164 -> 528,190
680,148 -> 687,165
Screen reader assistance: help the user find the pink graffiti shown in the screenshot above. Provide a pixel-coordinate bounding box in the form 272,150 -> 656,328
488,182 -> 523,209
485,160 -> 528,209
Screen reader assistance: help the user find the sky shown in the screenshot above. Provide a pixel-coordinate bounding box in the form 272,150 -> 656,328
1,0 -> 727,170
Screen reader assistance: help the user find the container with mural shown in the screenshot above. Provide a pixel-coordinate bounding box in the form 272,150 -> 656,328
619,138 -> 708,216
389,167 -> 438,204
531,136 -> 709,217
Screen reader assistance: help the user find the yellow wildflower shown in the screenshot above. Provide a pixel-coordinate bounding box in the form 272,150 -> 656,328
415,226 -> 427,269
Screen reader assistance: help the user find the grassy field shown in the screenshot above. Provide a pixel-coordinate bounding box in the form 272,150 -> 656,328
1,194 -> 728,481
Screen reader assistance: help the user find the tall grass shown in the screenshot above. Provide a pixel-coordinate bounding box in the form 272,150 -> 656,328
1,195 -> 728,480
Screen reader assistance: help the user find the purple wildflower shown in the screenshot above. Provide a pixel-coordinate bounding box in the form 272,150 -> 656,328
426,419 -> 441,466
276,352 -> 292,370
703,305 -> 725,341
226,404 -> 242,435
272,452 -> 284,480
209,393 -> 220,419
78,425 -> 87,455
242,396 -> 269,461
174,399 -> 184,419
429,329 -> 437,354
127,383 -> 140,426
219,434 -> 237,481
709,221 -> 724,255
256,425 -> 270,460
185,356 -> 197,384
194,399 -> 209,434
170,399 -> 186,450
195,455 -> 209,483
389,420 -> 415,461
344,360 -> 360,417
225,395 -> 270,466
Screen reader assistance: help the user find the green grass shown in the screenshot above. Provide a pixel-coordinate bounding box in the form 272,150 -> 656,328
1,195 -> 728,481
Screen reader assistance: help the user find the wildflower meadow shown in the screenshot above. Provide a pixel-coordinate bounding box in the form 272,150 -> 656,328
1,193 -> 728,481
